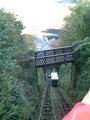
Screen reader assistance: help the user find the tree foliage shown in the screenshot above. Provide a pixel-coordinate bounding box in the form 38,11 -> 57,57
0,9 -> 39,120
60,1 -> 90,102
60,38 -> 90,103
73,40 -> 90,101
60,1 -> 90,46
22,34 -> 36,50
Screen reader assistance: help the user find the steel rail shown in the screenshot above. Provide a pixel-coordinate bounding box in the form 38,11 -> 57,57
38,80 -> 52,120
56,88 -> 73,115
51,87 -> 73,120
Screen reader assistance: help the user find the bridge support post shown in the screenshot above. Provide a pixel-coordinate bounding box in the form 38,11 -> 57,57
71,62 -> 77,89
55,65 -> 60,78
43,67 -> 47,80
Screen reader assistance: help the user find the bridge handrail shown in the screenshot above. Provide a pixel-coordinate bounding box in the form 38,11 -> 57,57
35,52 -> 75,60
35,46 -> 74,58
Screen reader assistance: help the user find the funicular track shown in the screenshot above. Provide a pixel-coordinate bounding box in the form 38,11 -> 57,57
39,81 -> 73,120
38,80 -> 52,120
51,87 -> 73,120
36,46 -> 75,120
56,88 -> 73,115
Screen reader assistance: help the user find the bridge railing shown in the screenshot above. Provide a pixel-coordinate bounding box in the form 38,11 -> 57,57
35,46 -> 73,58
35,52 -> 75,67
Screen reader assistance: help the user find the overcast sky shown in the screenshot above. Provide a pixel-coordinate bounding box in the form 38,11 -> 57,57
0,0 -> 73,34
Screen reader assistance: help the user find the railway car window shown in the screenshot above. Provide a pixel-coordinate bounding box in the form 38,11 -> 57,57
51,72 -> 59,80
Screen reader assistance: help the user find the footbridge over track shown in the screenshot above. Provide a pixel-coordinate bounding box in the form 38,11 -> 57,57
35,46 -> 75,68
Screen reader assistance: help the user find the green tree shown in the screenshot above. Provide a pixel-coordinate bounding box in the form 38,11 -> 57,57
60,1 -> 90,46
0,8 -> 46,120
0,9 -> 33,120
22,34 -> 36,50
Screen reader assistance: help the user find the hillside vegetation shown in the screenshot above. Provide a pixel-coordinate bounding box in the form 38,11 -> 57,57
0,9 -> 46,120
60,1 -> 90,103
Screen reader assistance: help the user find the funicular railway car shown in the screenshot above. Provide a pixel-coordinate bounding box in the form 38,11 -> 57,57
51,71 -> 59,87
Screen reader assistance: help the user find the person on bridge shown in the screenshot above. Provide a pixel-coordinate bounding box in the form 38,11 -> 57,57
62,89 -> 90,120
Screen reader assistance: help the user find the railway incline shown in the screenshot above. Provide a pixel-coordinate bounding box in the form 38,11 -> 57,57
38,79 -> 73,120
35,46 -> 75,120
